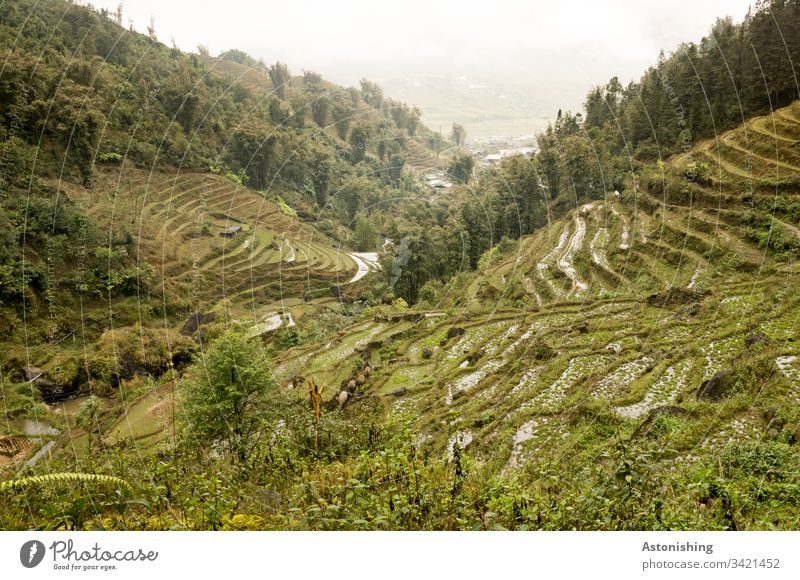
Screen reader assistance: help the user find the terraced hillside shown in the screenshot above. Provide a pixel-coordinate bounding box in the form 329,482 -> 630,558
35,101 -> 800,471
261,100 -> 800,472
57,166 -> 374,319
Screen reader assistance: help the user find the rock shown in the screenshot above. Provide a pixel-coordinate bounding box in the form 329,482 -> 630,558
744,332 -> 768,348
647,287 -> 708,308
446,327 -> 465,340
573,321 -> 589,334
422,347 -> 433,359
22,366 -> 74,402
696,369 -> 736,401
22,366 -> 46,382
467,349 -> 484,366
337,391 -> 349,409
365,340 -> 383,352
390,387 -> 407,397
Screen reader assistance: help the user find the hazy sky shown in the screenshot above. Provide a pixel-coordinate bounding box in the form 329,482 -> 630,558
87,0 -> 754,136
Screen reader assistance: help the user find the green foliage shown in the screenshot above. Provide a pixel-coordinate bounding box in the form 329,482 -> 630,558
272,195 -> 297,217
447,153 -> 475,184
0,472 -> 130,492
180,328 -> 285,464
97,151 -> 123,164
87,324 -> 194,387
353,213 -> 377,251
451,123 -> 467,146
268,61 -> 291,99
683,159 -> 710,184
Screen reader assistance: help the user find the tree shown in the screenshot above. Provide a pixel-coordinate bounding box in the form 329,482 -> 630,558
180,329 -> 282,465
268,98 -> 285,124
303,69 -> 323,89
349,123 -> 371,163
268,61 -> 291,99
354,213 -> 377,251
229,119 -> 277,190
447,153 -> 475,184
390,234 -> 424,304
331,98 -> 353,140
311,95 -> 330,128
359,79 -> 384,109
451,123 -> 467,146
288,94 -> 307,129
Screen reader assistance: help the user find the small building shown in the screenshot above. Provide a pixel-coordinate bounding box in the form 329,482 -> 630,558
220,225 -> 242,238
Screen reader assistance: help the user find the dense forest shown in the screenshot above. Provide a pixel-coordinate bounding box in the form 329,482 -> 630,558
0,0 -> 450,311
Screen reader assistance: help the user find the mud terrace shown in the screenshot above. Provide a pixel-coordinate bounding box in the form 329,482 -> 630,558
558,215 -> 589,294
525,355 -> 608,411
507,416 -> 568,469
592,356 -> 653,400
615,360 -> 693,419
776,355 -> 800,402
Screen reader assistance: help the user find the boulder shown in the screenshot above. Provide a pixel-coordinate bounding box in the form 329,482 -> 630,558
573,321 -> 589,334
744,332 -> 768,348
696,369 -> 736,401
446,327 -> 465,340
22,366 -> 46,382
646,287 -> 708,308
22,366 -> 74,403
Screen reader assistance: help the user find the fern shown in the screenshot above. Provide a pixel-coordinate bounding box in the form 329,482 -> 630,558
0,472 -> 131,492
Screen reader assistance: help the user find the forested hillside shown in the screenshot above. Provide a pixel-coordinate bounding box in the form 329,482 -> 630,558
0,0 -> 449,377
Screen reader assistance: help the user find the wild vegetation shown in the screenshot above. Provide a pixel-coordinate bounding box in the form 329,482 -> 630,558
1,0 -> 800,531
